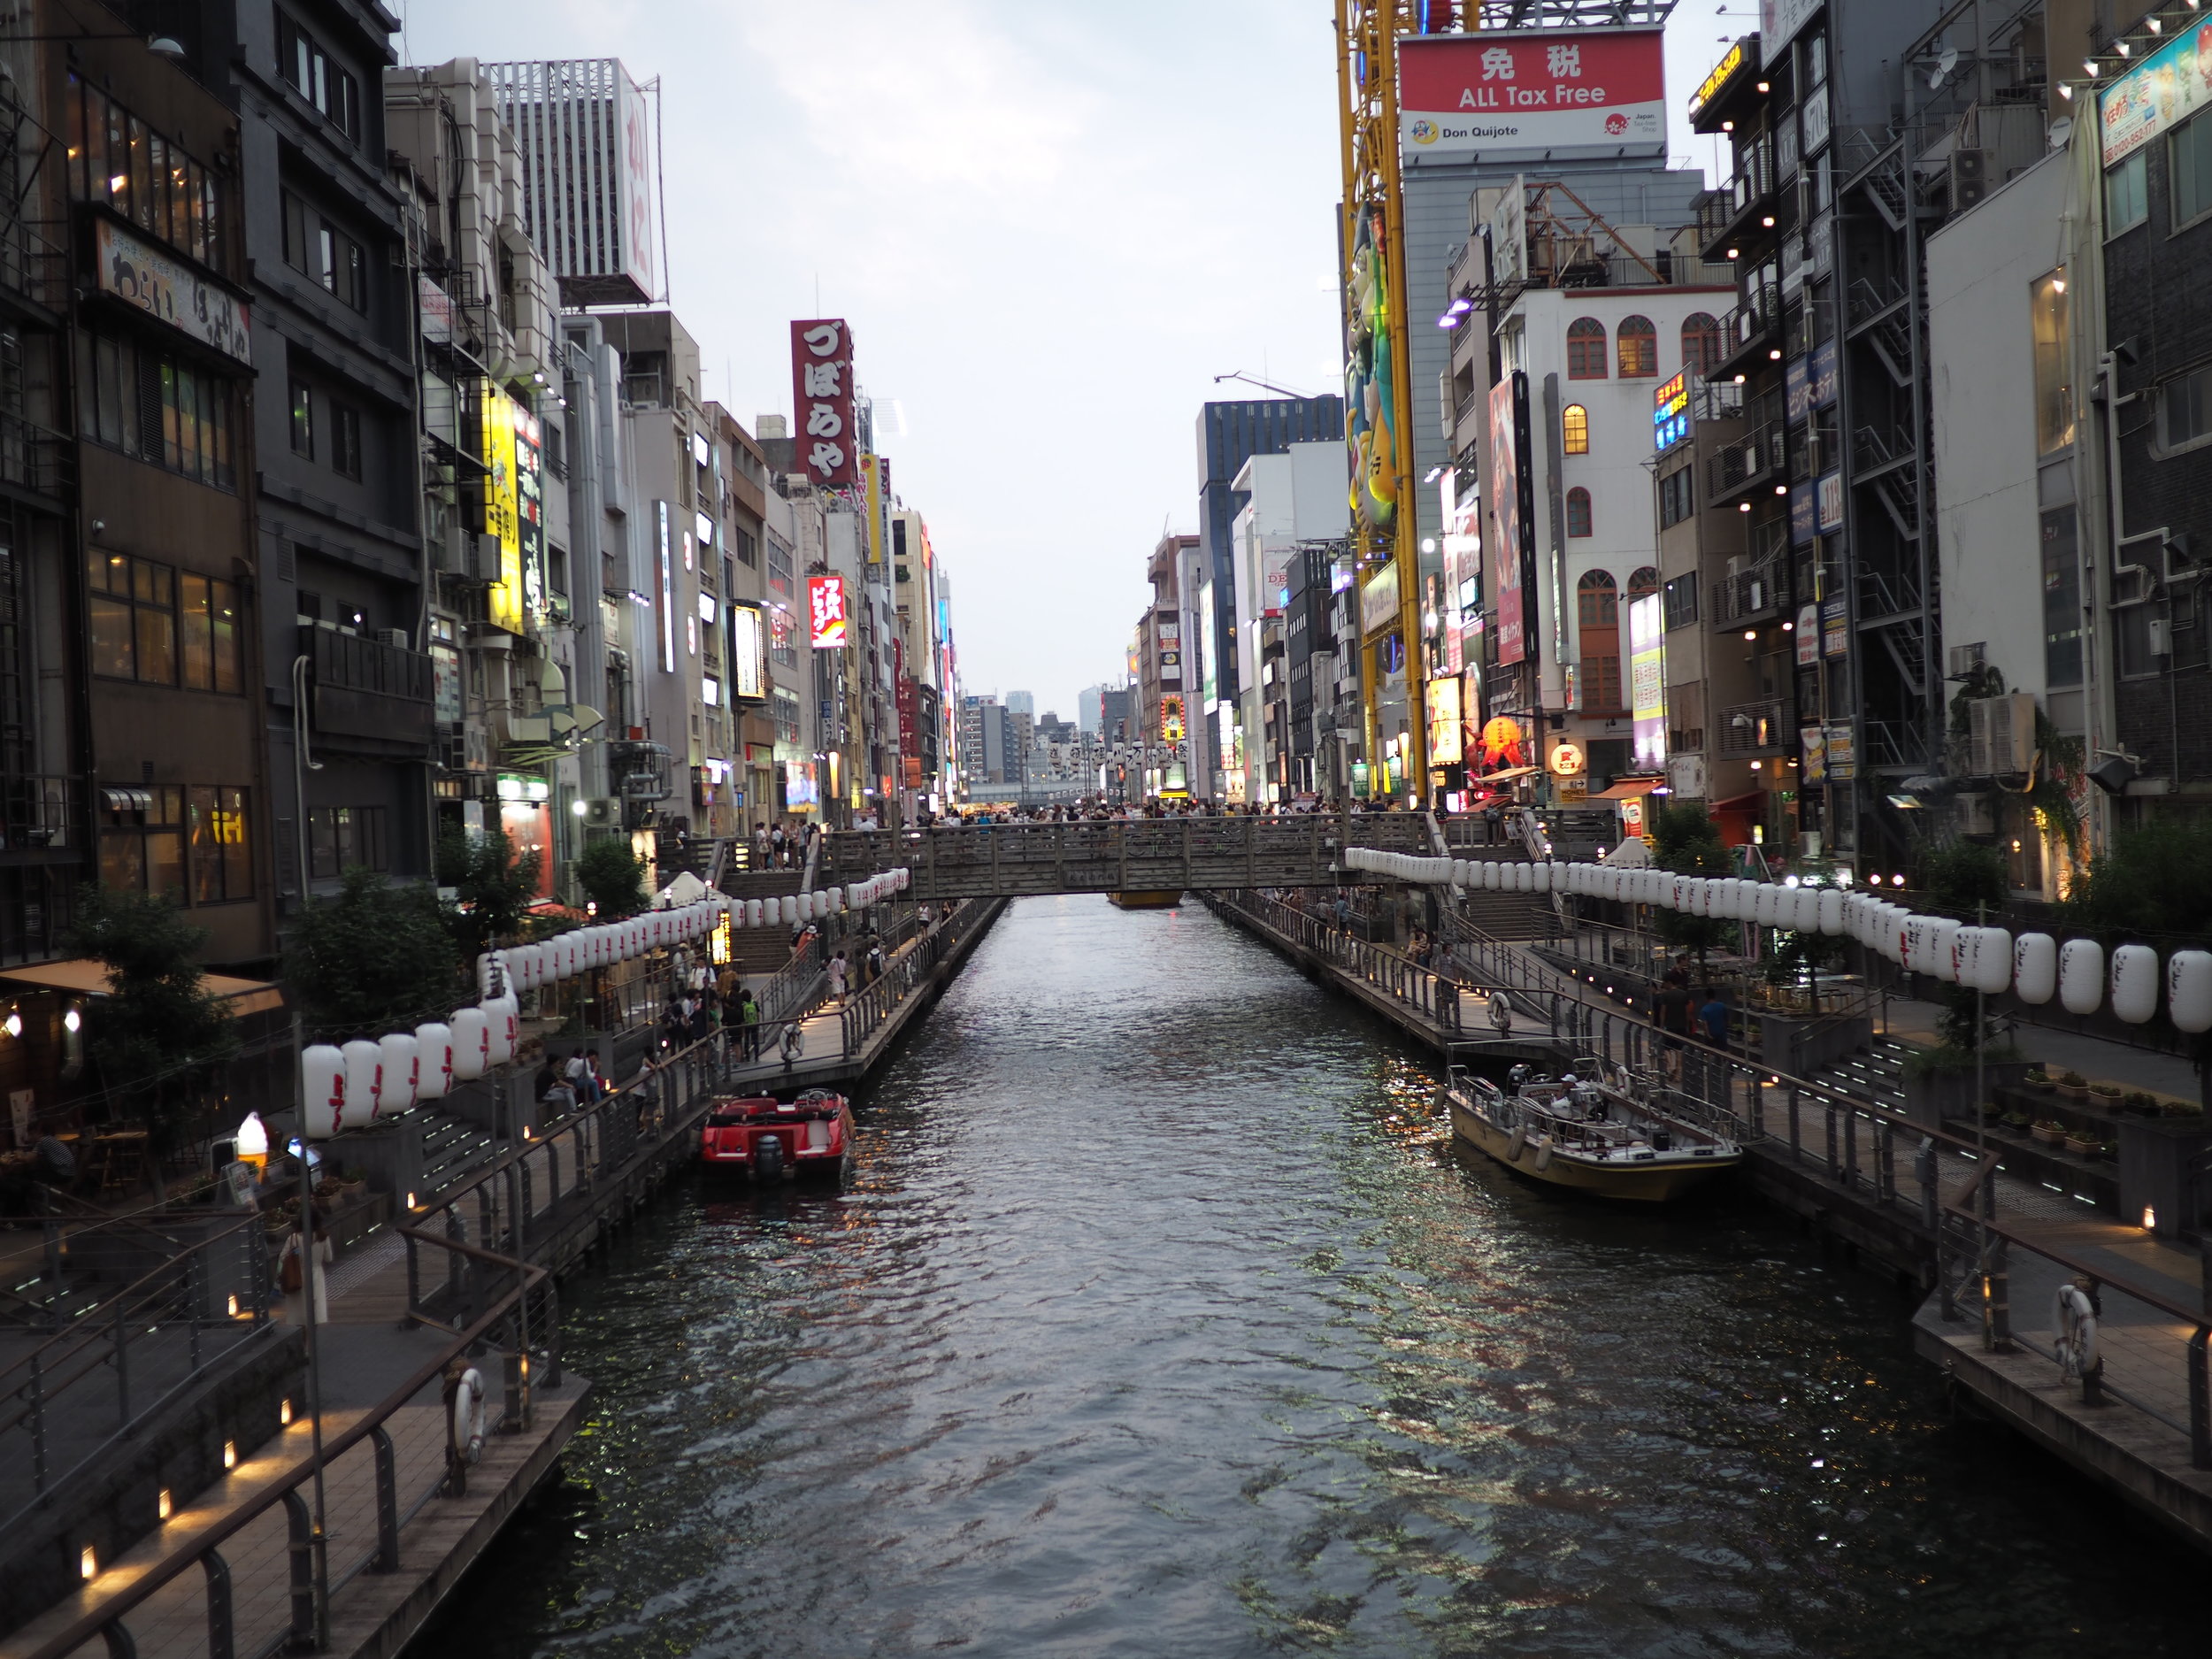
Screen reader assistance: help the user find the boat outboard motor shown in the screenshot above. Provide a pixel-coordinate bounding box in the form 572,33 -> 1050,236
754,1133 -> 785,1181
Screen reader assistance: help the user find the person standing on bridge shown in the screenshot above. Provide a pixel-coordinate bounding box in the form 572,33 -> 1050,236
828,949 -> 849,1002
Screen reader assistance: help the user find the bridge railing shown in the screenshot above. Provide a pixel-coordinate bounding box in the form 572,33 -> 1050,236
815,814 -> 1444,896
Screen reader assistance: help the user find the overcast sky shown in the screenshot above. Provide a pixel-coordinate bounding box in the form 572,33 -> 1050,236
400,0 -> 1732,720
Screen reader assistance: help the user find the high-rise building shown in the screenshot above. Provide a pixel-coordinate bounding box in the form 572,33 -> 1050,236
484,60 -> 663,309
1196,398 -> 1343,794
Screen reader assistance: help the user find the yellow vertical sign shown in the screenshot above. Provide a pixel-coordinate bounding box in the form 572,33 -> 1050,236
483,391 -> 525,633
862,455 -> 884,564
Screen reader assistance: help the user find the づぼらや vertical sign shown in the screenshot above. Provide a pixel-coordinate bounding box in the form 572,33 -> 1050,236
791,319 -> 857,487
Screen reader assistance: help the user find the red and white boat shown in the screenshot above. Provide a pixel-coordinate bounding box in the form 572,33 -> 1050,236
699,1090 -> 855,1181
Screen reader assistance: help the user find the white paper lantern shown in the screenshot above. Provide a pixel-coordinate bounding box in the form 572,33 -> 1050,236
1971,927 -> 2014,995
414,1023 -> 454,1100
2168,949 -> 2212,1033
2112,943 -> 2160,1025
484,998 -> 518,1067
1793,886 -> 1822,933
342,1039 -> 384,1123
301,1045 -> 347,1139
1818,887 -> 1847,936
2059,938 -> 2105,1015
745,898 -> 764,928
449,1008 -> 489,1080
378,1033 -> 419,1116
780,895 -> 799,926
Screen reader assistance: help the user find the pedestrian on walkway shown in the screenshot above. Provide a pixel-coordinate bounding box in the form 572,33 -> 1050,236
738,990 -> 761,1060
829,950 -> 849,1002
770,822 -> 787,867
1698,986 -> 1731,1051
1483,800 -> 1503,845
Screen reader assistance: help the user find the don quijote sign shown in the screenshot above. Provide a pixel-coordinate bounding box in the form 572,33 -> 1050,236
1399,29 -> 1666,165
790,318 -> 858,488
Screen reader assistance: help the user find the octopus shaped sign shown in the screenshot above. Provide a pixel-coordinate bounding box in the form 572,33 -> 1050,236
1400,29 -> 1666,165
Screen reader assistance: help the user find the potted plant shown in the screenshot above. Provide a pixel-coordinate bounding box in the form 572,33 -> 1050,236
335,1166 -> 368,1206
2094,1141 -> 2118,1161
2063,1129 -> 2096,1156
2001,1110 -> 2034,1132
2024,1068 -> 2054,1092
2032,1118 -> 2067,1147
2089,1083 -> 2124,1110
2054,1071 -> 2090,1102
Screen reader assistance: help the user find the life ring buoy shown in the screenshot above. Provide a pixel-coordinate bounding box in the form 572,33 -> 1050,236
1507,1122 -> 1527,1163
453,1366 -> 487,1464
2052,1284 -> 2099,1379
1532,1134 -> 1555,1174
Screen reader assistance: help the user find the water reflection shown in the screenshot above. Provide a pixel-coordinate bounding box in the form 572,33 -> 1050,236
418,895 -> 2200,1658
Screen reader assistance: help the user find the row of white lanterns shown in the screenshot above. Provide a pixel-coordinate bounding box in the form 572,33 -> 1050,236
1343,849 -> 2212,1033
296,870 -> 911,1137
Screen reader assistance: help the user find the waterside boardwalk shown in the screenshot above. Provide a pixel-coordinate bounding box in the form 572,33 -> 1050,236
1204,885 -> 2212,1556
1,899 -> 1007,1659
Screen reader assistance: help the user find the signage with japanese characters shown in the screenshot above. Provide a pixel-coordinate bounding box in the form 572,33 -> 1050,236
1795,603 -> 1820,666
483,392 -> 529,634
94,219 -> 251,364
1425,677 -> 1464,766
1653,369 -> 1690,452
2100,17 -> 2212,165
789,318 -> 857,487
1629,592 -> 1666,771
1399,29 -> 1665,165
1489,373 -> 1533,666
1160,695 -> 1186,743
730,603 -> 765,700
1816,470 -> 1845,533
1689,40 -> 1747,119
807,575 -> 848,649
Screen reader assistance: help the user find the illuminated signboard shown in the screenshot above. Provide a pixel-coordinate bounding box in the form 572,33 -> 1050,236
1652,369 -> 1689,453
1425,677 -> 1463,765
2098,20 -> 2212,164
1689,39 -> 1746,119
1629,592 -> 1667,771
730,603 -> 765,700
1160,695 -> 1186,743
807,575 -> 848,649
1399,29 -> 1667,165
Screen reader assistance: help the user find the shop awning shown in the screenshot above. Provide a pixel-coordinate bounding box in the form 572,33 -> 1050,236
1476,765 -> 1542,783
1710,790 -> 1766,810
0,959 -> 286,1016
100,787 -> 150,811
1593,779 -> 1664,800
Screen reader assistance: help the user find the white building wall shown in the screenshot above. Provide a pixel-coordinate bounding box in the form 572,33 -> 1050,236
1927,151 -> 2071,705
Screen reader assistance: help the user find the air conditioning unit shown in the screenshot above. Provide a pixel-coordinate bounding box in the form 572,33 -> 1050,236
377,627 -> 410,650
1966,691 -> 2037,777
1950,148 -> 1990,211
581,798 -> 620,828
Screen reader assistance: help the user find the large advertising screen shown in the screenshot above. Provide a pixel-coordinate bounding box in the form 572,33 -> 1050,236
1488,375 -> 1532,666
1629,592 -> 1666,771
2100,16 -> 2212,163
1425,676 -> 1464,766
1400,30 -> 1665,166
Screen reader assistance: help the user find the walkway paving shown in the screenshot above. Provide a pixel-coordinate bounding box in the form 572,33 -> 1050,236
1886,996 -> 2204,1102
1,1203 -> 587,1659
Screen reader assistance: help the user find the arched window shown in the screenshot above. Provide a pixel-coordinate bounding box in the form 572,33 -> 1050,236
1567,317 -> 1608,380
1617,315 -> 1658,378
1628,566 -> 1660,600
1682,312 -> 1724,380
1578,570 -> 1622,712
1562,403 -> 1589,455
1566,487 -> 1593,537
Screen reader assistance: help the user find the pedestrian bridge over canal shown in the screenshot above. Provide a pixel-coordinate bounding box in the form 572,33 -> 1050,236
792,814 -> 1534,902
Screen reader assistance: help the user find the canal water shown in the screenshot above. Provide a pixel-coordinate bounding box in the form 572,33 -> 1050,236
421,895 -> 2202,1658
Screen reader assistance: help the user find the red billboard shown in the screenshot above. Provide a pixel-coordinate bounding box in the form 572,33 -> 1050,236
1399,30 -> 1666,165
790,318 -> 857,487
